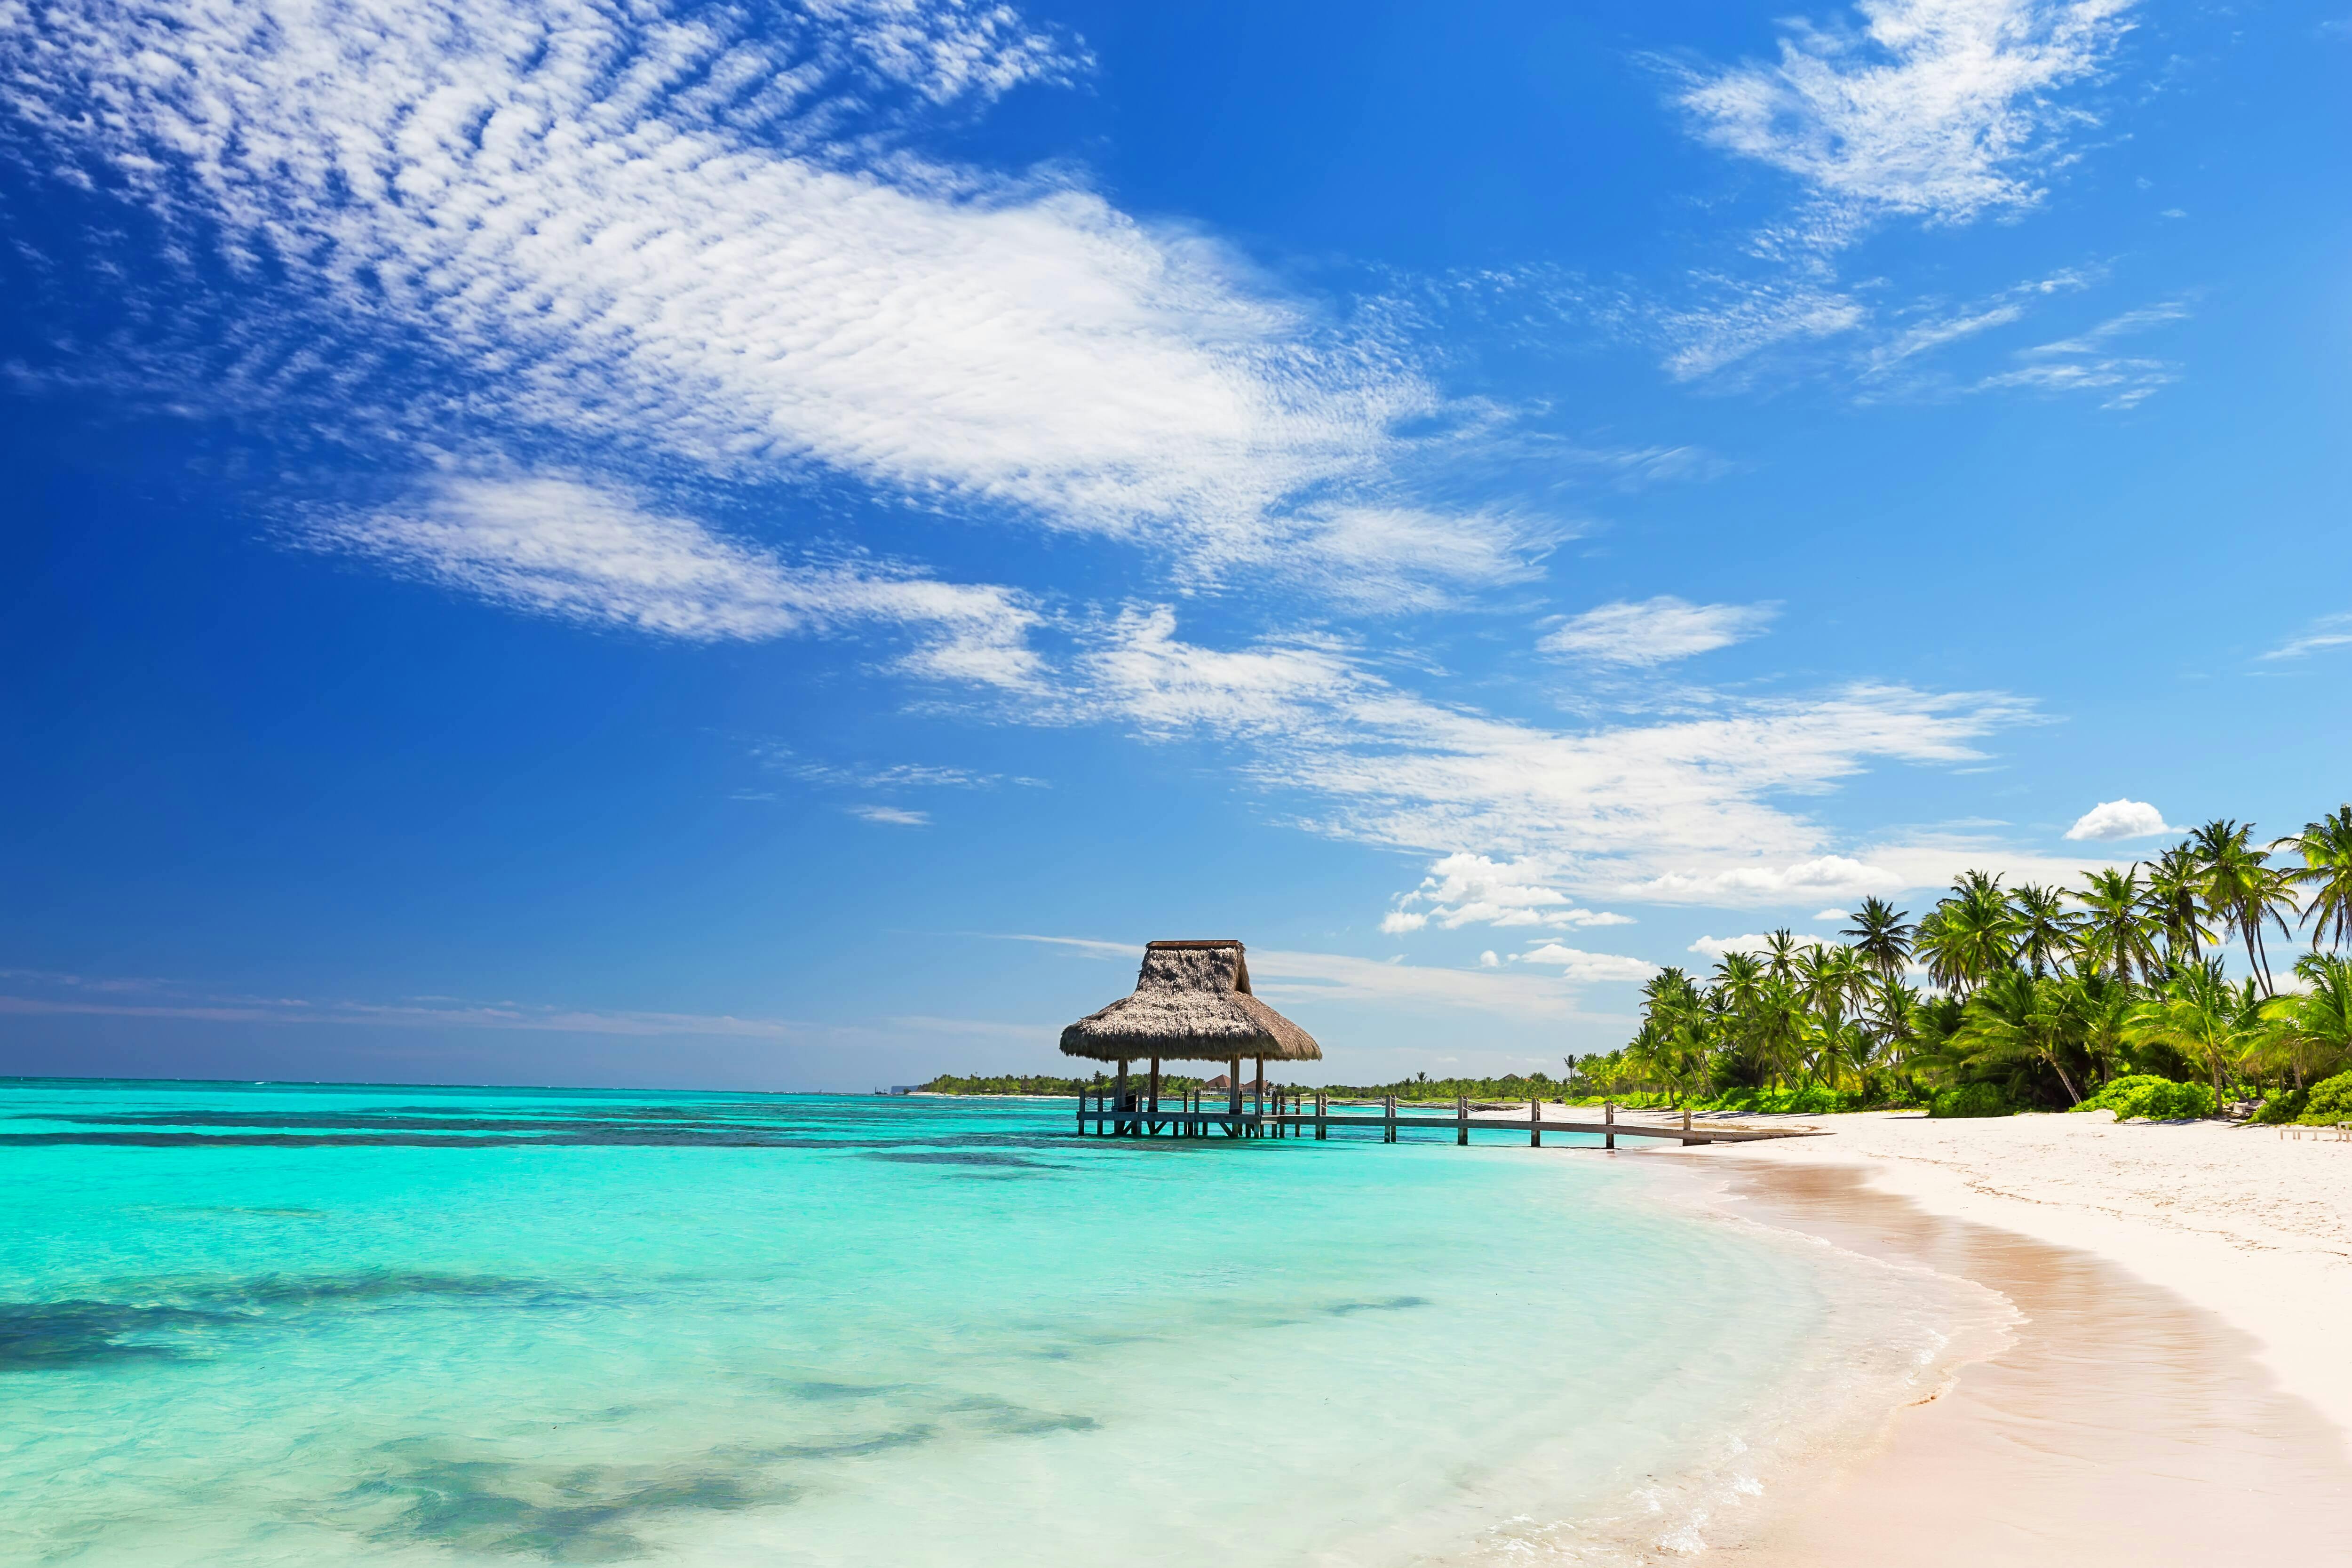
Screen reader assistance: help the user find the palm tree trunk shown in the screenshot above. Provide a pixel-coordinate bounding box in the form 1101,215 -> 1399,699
2043,1053 -> 2081,1106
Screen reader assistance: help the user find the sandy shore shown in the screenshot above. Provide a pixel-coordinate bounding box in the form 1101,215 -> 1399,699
1662,1108 -> 2352,1446
1632,1109 -> 2352,1561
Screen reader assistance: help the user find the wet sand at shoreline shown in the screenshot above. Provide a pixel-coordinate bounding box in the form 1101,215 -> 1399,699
1706,1159 -> 2352,1564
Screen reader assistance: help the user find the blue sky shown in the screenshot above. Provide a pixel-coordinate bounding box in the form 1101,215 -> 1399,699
2,0 -> 2346,1089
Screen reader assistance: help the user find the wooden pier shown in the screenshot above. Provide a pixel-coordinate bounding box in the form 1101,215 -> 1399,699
1075,1089 -> 1823,1148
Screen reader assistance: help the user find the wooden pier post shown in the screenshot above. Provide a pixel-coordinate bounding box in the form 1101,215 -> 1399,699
1457,1093 -> 1468,1146
1605,1099 -> 1615,1151
1228,1056 -> 1241,1136
1147,1055 -> 1161,1134
1384,1094 -> 1397,1143
1530,1096 -> 1541,1148
1114,1060 -> 1130,1136
1316,1090 -> 1327,1140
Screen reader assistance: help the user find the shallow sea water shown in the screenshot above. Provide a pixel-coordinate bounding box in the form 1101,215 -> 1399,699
0,1082 -> 1990,1566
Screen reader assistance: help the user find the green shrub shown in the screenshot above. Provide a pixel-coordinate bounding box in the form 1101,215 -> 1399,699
2297,1072 -> 2352,1126
2074,1074 -> 2216,1121
2252,1088 -> 2310,1125
1931,1083 -> 2012,1119
1703,1085 -> 1866,1114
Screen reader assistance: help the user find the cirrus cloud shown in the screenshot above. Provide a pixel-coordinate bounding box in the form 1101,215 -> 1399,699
1538,596 -> 1779,666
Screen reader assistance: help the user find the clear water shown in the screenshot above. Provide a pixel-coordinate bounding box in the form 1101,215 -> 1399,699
0,1081 -> 1979,1565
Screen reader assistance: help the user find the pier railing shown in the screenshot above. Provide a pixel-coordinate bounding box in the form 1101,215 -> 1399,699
1074,1089 -> 1821,1147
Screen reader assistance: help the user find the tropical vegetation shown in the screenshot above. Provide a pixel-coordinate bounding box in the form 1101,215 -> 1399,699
1589,812 -> 2352,1120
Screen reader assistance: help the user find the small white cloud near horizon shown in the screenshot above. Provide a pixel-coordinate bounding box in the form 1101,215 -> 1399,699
1510,944 -> 1660,983
1812,908 -> 1850,922
2263,613 -> 2352,661
1383,853 -> 1633,933
1689,933 -> 1776,960
2064,799 -> 2173,841
1539,597 -> 1778,667
851,805 -> 931,826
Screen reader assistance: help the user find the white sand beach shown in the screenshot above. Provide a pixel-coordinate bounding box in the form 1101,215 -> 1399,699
1668,1109 -> 2352,1563
1448,1103 -> 2352,1560
1678,1108 -> 2352,1450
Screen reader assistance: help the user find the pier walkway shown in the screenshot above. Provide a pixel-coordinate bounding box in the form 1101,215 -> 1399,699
1075,1090 -> 1825,1148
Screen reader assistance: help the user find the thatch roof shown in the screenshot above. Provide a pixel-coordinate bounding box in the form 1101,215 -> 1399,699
1058,940 -> 1322,1064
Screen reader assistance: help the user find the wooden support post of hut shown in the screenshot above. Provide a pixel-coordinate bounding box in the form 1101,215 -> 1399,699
1057,940 -> 1321,1139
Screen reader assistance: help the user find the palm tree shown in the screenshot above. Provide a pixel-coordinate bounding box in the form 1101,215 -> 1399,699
2126,959 -> 2256,1109
2141,841 -> 2212,970
1762,928 -> 1801,983
2065,971 -> 2135,1089
1865,977 -> 1925,1091
2281,805 -> 2352,953
1794,943 -> 1870,1019
2074,868 -> 2162,984
2192,819 -> 2296,994
1917,874 -> 2018,994
1750,979 -> 1811,1088
1842,897 -> 1914,980
2009,883 -> 2082,978
1712,951 -> 1764,1014
1954,970 -> 2086,1105
2250,953 -> 2352,1088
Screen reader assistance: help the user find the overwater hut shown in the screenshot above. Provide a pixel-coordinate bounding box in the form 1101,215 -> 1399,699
1059,939 -> 1320,1128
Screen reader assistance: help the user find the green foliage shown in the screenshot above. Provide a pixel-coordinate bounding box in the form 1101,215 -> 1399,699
1320,1072 -> 1559,1102
1700,1085 -> 1884,1114
2298,1071 -> 2352,1126
2251,1087 -> 2311,1125
2072,1073 -> 2217,1121
920,1072 -> 1202,1097
1929,1082 -> 2013,1119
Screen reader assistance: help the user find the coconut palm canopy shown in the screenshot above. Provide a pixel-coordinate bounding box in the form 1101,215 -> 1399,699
1059,940 -> 1322,1063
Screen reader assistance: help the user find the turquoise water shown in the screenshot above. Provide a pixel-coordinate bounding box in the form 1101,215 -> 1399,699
0,1081 -> 1972,1565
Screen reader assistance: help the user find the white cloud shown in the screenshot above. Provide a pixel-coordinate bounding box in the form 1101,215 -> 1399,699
1382,854 -> 1640,934
1689,933 -> 1776,960
312,473 -> 1046,685
1673,0 -> 2138,235
1628,840 -> 2113,905
1539,596 -> 1779,666
1655,280 -> 1867,381
1478,950 -> 1500,969
1813,907 -> 1851,921
2262,613 -> 2352,661
1,0 -> 1526,597
850,804 -> 931,826
1069,609 -> 2041,906
1972,301 -> 2187,408
1510,944 -> 1660,983
2064,798 -> 2173,841
1633,854 -> 1905,902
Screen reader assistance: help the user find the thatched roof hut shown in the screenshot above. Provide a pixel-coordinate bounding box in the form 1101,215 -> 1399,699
1059,940 -> 1321,1065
